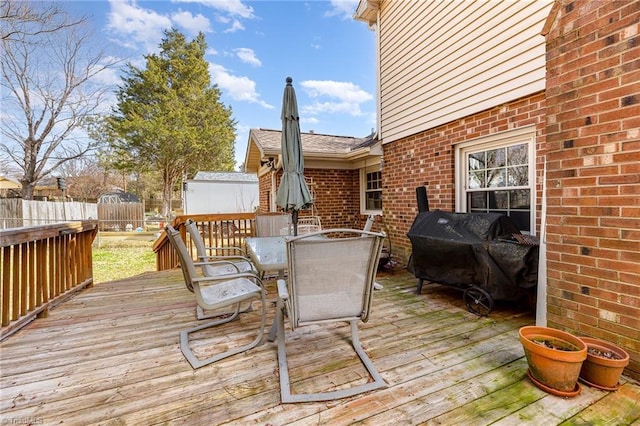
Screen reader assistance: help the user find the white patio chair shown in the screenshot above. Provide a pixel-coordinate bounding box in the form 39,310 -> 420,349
185,219 -> 258,319
363,214 -> 376,232
185,219 -> 256,276
272,228 -> 387,402
363,215 -> 385,290
295,216 -> 322,235
165,225 -> 267,369
256,213 -> 291,237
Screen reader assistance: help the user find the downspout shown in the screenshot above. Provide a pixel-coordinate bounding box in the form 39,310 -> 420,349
270,156 -> 282,212
375,10 -> 382,140
270,171 -> 277,212
536,157 -> 547,326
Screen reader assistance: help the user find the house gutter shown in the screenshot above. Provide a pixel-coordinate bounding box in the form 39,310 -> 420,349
354,0 -> 382,141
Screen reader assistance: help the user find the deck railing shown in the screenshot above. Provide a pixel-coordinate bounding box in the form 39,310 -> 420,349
153,213 -> 259,271
0,221 -> 98,340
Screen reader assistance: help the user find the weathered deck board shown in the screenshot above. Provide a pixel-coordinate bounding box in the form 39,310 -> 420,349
1,269 -> 638,425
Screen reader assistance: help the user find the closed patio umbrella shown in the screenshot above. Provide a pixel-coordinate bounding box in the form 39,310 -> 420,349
276,77 -> 313,236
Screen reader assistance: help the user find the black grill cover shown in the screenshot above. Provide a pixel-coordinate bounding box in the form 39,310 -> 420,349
407,211 -> 538,301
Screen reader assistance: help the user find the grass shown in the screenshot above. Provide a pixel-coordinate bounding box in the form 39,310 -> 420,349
92,231 -> 159,283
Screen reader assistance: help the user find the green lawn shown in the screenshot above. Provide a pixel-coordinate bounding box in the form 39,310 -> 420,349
92,232 -> 158,283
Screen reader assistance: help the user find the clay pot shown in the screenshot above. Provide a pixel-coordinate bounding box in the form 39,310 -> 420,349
519,326 -> 587,397
579,337 -> 630,391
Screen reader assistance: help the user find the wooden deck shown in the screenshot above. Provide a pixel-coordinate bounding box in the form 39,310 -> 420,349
1,269 -> 639,425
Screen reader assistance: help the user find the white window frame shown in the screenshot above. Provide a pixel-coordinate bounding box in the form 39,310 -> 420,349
455,126 -> 536,234
360,166 -> 383,215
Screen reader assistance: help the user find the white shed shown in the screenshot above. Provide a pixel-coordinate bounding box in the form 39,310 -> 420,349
183,172 -> 259,214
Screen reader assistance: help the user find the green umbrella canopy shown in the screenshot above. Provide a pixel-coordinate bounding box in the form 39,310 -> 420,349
276,77 -> 313,234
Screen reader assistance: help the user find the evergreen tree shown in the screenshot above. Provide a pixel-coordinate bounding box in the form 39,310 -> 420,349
106,29 -> 236,218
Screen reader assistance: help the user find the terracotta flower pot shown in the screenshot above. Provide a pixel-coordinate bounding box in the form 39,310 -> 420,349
579,337 -> 630,391
519,326 -> 587,397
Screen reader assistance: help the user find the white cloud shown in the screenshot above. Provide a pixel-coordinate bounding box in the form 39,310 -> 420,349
311,35 -> 322,50
302,116 -> 319,125
300,80 -> 373,117
234,48 -> 261,67
172,0 -> 255,19
302,101 -> 364,117
224,19 -> 245,33
209,63 -> 273,109
324,0 -> 359,20
301,80 -> 372,103
214,15 -> 244,32
90,56 -> 124,87
106,0 -> 173,52
107,0 -> 249,52
171,10 -> 212,35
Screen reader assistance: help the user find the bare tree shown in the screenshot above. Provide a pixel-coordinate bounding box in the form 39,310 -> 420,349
0,1 -> 118,199
56,157 -> 113,202
1,0 -> 80,41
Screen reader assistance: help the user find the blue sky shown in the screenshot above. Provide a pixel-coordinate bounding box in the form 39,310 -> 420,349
64,0 -> 377,170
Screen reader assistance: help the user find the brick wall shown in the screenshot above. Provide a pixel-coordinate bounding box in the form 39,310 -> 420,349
544,0 -> 640,379
258,168 -> 367,229
382,93 -> 546,264
257,174 -> 272,213
302,169 -> 362,229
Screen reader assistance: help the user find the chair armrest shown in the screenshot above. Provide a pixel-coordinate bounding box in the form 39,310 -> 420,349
276,279 -> 289,300
197,255 -> 257,274
196,259 -> 256,274
193,271 -> 263,286
205,245 -> 248,256
197,254 -> 252,263
194,260 -> 241,271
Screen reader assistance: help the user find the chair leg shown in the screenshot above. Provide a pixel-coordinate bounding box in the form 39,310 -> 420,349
268,305 -> 280,342
181,291 -> 267,369
277,317 -> 387,403
276,300 -> 294,400
349,321 -> 386,387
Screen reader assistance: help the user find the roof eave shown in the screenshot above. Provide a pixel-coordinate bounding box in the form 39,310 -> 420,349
354,0 -> 380,25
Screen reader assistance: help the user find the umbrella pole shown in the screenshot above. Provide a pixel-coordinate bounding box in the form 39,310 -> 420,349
292,210 -> 298,236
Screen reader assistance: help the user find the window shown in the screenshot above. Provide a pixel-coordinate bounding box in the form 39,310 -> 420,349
366,171 -> 382,210
361,168 -> 382,213
456,128 -> 535,233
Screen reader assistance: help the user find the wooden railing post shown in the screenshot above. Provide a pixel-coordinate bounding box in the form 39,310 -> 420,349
0,221 -> 98,340
153,213 -> 257,271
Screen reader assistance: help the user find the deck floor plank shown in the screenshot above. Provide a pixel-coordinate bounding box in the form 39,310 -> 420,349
1,269 -> 638,425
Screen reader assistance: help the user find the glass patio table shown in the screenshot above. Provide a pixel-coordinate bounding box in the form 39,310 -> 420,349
245,236 -> 288,279
244,235 -> 289,341
245,233 -> 327,278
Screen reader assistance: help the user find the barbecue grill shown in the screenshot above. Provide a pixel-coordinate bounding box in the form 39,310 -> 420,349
406,188 -> 539,316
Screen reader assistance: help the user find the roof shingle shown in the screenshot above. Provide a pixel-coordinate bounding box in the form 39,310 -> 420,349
250,128 -> 369,154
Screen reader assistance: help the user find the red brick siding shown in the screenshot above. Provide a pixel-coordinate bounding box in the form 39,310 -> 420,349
544,0 -> 640,379
382,93 -> 546,265
302,168 -> 362,229
258,168 -> 368,229
257,174 -> 271,213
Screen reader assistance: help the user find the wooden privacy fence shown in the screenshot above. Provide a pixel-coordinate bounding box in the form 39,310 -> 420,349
0,199 -> 145,232
0,221 -> 98,340
153,213 -> 258,271
0,199 -> 98,229
97,203 -> 145,231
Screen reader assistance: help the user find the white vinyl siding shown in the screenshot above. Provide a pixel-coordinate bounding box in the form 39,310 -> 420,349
378,0 -> 553,143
